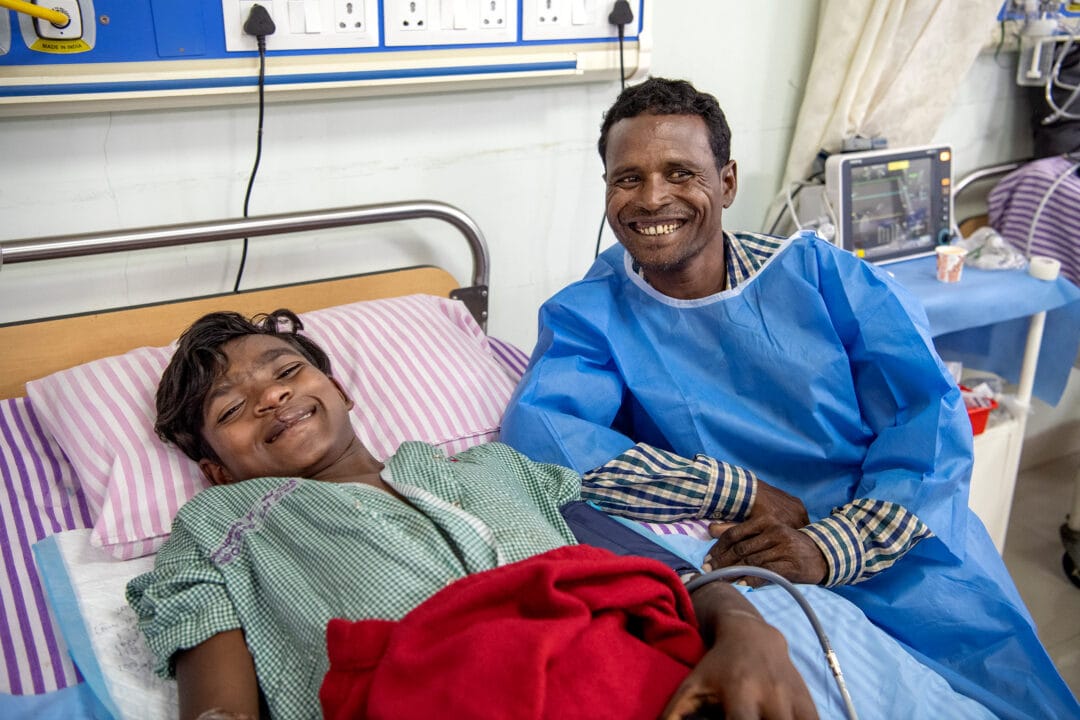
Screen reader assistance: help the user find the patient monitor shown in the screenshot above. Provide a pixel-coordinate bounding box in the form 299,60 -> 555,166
825,145 -> 953,264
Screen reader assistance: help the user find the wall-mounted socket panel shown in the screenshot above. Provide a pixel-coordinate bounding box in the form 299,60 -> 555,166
223,0 -> 379,51
2,0 -> 650,115
384,0 -> 517,46
521,0 -> 641,41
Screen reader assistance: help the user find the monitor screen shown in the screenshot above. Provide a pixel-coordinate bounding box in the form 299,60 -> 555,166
849,156 -> 935,261
825,146 -> 952,265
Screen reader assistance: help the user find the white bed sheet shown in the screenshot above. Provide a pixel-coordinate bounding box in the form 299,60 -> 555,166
33,524 -> 999,720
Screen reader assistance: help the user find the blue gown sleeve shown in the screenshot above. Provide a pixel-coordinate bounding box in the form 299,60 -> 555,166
813,245 -> 974,558
500,299 -> 637,474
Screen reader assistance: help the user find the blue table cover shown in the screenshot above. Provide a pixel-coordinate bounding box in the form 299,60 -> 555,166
886,255 -> 1080,405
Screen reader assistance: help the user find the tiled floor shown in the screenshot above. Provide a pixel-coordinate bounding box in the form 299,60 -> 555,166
1002,450 -> 1080,699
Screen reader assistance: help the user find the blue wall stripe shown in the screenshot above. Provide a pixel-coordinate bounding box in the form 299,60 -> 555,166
0,61 -> 579,98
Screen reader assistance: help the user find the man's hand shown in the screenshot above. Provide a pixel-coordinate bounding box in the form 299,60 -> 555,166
752,479 -> 809,529
662,581 -> 818,719
704,517 -> 828,586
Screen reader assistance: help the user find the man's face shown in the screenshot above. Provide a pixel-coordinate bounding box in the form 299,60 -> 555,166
603,113 -> 736,273
198,334 -> 355,485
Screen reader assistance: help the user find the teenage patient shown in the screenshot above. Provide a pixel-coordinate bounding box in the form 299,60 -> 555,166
126,309 -> 993,720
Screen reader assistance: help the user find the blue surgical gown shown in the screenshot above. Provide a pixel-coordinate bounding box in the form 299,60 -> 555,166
501,232 -> 1080,720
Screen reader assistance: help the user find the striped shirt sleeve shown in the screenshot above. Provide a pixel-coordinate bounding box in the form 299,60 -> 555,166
584,443 -> 931,587
581,443 -> 756,522
800,499 -> 934,587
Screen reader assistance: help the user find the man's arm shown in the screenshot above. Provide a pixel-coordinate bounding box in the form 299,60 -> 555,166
175,630 -> 261,720
587,443 -> 932,587
696,246 -> 965,586
663,580 -> 818,720
582,442 -> 806,527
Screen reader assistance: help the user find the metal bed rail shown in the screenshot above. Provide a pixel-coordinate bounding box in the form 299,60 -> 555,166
0,199 -> 491,328
953,160 -> 1028,199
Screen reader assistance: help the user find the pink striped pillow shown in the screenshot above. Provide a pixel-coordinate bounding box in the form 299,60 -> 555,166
26,295 -> 522,560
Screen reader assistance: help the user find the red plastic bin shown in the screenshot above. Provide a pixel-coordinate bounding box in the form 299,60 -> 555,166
960,385 -> 998,436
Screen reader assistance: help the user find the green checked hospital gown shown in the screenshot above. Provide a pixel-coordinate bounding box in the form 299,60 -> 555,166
126,441 -> 581,720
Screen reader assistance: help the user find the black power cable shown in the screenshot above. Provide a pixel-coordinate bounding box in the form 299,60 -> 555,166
595,1 -> 636,260
608,0 -> 634,91
234,4 -> 276,293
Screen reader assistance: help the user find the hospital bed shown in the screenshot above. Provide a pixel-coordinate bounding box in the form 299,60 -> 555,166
954,158 -> 1080,587
0,200 -> 530,717
0,199 -> 1066,719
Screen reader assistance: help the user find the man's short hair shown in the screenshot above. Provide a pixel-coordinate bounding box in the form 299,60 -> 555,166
598,77 -> 732,173
155,309 -> 332,463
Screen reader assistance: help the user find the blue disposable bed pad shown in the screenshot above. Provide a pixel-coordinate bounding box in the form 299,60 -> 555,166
0,682 -> 111,720
32,533 -> 120,719
886,255 -> 1080,404
32,530 -> 176,720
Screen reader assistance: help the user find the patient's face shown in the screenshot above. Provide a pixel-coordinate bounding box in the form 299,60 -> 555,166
603,113 -> 736,275
198,334 -> 357,484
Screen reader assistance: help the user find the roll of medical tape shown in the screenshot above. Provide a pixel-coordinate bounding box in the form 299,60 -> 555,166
1028,256 -> 1061,281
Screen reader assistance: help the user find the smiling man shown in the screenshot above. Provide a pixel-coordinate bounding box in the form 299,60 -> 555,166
499,77 -> 1080,720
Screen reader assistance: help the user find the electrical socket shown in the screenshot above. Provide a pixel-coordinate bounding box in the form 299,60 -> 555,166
398,0 -> 428,31
334,0 -> 365,32
479,0 -> 508,29
535,0 -> 566,25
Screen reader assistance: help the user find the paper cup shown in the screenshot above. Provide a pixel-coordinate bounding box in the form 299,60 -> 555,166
935,246 -> 967,283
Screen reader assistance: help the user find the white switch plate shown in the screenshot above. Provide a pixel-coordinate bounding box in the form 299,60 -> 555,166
223,0 -> 379,52
521,0 -> 641,41
384,0 -> 516,46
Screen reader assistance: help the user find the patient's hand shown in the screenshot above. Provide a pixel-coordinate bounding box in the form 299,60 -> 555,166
662,581 -> 818,720
751,479 -> 809,529
703,517 -> 827,586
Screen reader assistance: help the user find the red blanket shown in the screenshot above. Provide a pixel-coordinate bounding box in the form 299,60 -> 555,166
320,544 -> 705,720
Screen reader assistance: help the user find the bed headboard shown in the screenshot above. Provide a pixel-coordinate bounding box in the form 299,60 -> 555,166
0,200 -> 490,400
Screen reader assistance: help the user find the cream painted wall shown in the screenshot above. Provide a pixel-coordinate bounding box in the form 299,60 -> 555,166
0,1 -> 1040,356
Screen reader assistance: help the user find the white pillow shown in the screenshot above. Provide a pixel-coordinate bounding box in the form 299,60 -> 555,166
27,295 -> 520,560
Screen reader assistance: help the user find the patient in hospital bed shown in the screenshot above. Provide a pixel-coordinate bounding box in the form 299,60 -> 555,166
126,308 -> 994,720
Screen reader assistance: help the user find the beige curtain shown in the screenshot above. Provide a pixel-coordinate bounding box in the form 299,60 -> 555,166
779,0 -> 1002,194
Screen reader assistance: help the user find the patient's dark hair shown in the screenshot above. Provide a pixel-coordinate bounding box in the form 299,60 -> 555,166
598,77 -> 732,173
155,309 -> 332,463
